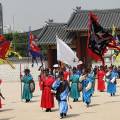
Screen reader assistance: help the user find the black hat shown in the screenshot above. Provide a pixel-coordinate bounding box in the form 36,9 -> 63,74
24,68 -> 30,73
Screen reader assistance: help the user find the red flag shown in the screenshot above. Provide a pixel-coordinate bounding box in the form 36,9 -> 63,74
0,40 -> 10,59
29,32 -> 40,53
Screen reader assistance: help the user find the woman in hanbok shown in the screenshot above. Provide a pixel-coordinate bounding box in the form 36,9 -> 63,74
40,69 -> 55,112
106,67 -> 118,96
52,72 -> 70,119
21,69 -> 33,102
80,68 -> 94,107
70,69 -> 80,102
97,66 -> 106,92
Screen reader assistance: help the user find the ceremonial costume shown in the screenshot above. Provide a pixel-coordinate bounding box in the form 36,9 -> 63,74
40,75 -> 55,111
107,70 -> 118,96
52,78 -> 70,119
70,73 -> 80,102
81,73 -> 94,107
22,74 -> 33,102
97,69 -> 105,91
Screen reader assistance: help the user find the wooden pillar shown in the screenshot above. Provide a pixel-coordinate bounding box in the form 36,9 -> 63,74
47,47 -> 53,69
76,32 -> 89,67
76,32 -> 81,59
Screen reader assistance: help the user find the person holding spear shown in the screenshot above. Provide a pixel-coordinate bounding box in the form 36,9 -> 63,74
21,68 -> 33,103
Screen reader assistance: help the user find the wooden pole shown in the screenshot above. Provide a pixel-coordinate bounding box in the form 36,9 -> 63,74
20,63 -> 22,101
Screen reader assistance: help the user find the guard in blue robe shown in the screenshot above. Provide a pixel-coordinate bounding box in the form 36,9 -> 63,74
70,70 -> 80,102
107,68 -> 118,96
21,69 -> 33,102
52,73 -> 70,119
81,73 -> 94,107
89,71 -> 95,95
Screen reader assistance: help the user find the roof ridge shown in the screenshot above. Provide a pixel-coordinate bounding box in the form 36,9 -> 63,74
46,22 -> 66,26
75,8 -> 120,14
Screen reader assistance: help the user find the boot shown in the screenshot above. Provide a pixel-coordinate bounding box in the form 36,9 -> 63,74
60,113 -> 63,119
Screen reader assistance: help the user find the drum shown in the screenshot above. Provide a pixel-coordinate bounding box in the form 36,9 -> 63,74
29,80 -> 35,93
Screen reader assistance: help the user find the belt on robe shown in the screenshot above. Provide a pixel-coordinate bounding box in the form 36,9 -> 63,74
60,100 -> 67,102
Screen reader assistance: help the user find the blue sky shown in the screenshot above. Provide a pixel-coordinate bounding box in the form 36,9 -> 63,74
0,0 -> 120,32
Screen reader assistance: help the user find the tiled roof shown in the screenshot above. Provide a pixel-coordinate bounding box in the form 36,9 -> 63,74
31,28 -> 43,36
67,8 -> 120,31
37,23 -> 73,45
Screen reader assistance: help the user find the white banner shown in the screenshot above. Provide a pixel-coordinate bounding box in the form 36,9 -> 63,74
56,36 -> 82,67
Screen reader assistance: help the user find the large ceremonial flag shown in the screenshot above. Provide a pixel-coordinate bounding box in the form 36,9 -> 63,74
87,12 -> 113,64
0,34 -> 22,68
56,36 -> 82,67
28,32 -> 41,58
0,37 -> 15,68
0,40 -> 11,59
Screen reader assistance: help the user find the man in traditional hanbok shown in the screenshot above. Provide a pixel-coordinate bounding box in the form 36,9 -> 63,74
97,66 -> 106,92
52,72 -> 70,119
21,69 -> 33,102
70,69 -> 80,102
106,67 -> 118,96
80,69 -> 94,107
40,69 -> 55,112
89,69 -> 95,95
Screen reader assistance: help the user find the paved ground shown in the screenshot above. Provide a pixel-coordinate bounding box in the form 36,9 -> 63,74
0,63 -> 120,120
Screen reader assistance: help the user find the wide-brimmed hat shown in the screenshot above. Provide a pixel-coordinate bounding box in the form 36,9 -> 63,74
24,68 -> 30,73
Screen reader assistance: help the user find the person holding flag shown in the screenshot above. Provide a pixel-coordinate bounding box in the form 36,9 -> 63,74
52,71 -> 70,119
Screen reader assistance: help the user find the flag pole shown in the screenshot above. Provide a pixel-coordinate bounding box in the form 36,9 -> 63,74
20,63 -> 22,101
27,26 -> 31,68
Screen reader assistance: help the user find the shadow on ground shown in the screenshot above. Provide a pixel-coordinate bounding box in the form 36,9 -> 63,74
30,100 -> 39,103
89,104 -> 101,107
0,109 -> 14,112
65,113 -> 80,118
0,117 -> 15,120
104,100 -> 120,104
52,108 -> 59,112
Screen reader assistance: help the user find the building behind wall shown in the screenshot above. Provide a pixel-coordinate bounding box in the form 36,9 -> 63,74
37,7 -> 120,68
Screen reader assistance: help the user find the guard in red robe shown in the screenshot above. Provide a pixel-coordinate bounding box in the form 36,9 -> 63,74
97,66 -> 106,92
40,69 -> 55,112
63,68 -> 70,81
